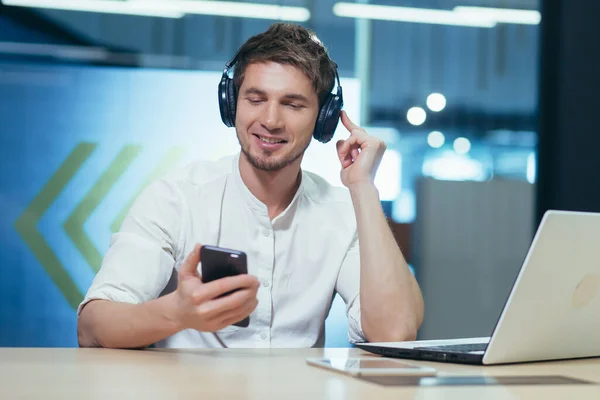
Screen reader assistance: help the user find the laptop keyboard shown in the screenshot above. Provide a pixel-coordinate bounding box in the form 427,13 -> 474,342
414,343 -> 488,353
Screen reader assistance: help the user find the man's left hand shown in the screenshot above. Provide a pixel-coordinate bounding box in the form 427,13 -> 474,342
336,111 -> 387,189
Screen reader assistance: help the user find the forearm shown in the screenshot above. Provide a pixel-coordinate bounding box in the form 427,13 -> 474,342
77,292 -> 183,349
349,183 -> 424,342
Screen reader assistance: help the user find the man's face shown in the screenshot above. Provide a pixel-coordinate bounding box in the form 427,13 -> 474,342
235,61 -> 320,172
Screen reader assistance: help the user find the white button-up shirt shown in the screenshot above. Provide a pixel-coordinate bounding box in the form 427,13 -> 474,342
79,153 -> 365,348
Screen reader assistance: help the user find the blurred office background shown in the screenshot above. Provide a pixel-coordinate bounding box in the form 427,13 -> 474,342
1,0 -> 597,348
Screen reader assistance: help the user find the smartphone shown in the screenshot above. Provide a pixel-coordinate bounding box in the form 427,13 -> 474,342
200,245 -> 250,327
306,357 -> 437,377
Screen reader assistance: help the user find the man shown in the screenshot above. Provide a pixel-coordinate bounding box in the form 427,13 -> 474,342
77,23 -> 424,349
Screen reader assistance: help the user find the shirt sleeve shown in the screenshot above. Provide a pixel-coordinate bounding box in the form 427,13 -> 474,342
77,178 -> 184,315
335,232 -> 367,344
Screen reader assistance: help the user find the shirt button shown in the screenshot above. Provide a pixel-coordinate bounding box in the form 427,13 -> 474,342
263,229 -> 271,237
262,280 -> 270,288
260,333 -> 268,340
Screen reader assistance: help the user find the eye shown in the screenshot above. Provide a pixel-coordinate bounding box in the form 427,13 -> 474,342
247,97 -> 264,105
286,103 -> 305,110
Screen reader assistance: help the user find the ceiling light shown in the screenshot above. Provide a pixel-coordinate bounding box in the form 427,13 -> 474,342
407,107 -> 427,126
131,0 -> 310,21
426,93 -> 447,112
453,6 -> 541,25
3,0 -> 184,18
4,0 -> 311,22
453,137 -> 472,155
333,3 -> 496,28
427,131 -> 445,148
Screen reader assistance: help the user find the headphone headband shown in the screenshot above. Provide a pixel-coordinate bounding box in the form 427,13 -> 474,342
225,48 -> 242,70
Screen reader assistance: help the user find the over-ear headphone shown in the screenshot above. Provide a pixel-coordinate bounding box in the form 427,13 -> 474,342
218,51 -> 344,144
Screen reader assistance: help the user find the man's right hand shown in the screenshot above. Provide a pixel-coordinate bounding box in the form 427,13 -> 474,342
173,244 -> 260,332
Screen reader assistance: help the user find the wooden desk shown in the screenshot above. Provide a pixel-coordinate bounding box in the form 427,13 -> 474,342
1,347 -> 599,399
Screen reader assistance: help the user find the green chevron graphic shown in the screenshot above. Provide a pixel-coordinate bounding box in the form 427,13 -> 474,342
64,145 -> 142,273
15,143 -> 187,310
14,143 -> 97,310
110,146 -> 186,234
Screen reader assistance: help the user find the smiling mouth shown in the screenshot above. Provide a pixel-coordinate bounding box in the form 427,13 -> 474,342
253,134 -> 287,144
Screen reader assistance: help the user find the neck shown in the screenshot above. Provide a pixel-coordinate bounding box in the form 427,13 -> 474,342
239,153 -> 302,220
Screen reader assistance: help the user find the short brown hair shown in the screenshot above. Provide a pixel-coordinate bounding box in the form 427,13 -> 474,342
233,23 -> 337,107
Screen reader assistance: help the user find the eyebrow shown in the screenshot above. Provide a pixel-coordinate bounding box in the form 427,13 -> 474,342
243,87 -> 310,103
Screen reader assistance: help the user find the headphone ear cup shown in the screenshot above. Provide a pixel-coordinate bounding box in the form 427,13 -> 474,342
226,78 -> 237,126
313,95 -> 332,143
313,94 -> 342,144
218,74 -> 237,127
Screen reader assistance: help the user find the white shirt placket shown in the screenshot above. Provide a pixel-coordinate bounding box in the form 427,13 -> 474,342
254,219 -> 274,346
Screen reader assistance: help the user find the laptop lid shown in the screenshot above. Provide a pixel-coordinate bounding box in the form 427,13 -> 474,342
482,210 -> 600,364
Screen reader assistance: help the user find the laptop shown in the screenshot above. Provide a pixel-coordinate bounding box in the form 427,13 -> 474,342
357,210 -> 600,365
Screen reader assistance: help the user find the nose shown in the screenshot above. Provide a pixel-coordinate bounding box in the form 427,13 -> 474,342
260,101 -> 284,132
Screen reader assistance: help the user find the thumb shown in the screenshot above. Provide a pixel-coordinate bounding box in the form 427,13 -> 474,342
179,243 -> 202,279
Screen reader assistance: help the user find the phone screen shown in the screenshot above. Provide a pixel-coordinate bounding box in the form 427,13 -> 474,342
320,358 -> 426,370
307,357 -> 437,377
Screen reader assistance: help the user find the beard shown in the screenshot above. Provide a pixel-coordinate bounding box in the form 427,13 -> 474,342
237,132 -> 312,172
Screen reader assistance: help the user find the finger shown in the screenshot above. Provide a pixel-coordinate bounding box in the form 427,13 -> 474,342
224,298 -> 258,325
195,286 -> 257,320
219,298 -> 258,327
350,128 -> 370,142
340,110 -> 361,133
338,135 -> 358,158
336,141 -> 353,169
197,275 -> 259,303
336,139 -> 347,158
336,139 -> 352,168
341,111 -> 371,140
340,136 -> 365,167
179,244 -> 202,279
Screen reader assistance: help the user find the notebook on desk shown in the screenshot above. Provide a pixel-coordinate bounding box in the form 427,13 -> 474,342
357,210 -> 600,365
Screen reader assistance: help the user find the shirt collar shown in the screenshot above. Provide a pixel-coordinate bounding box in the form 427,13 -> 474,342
231,152 -> 306,221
